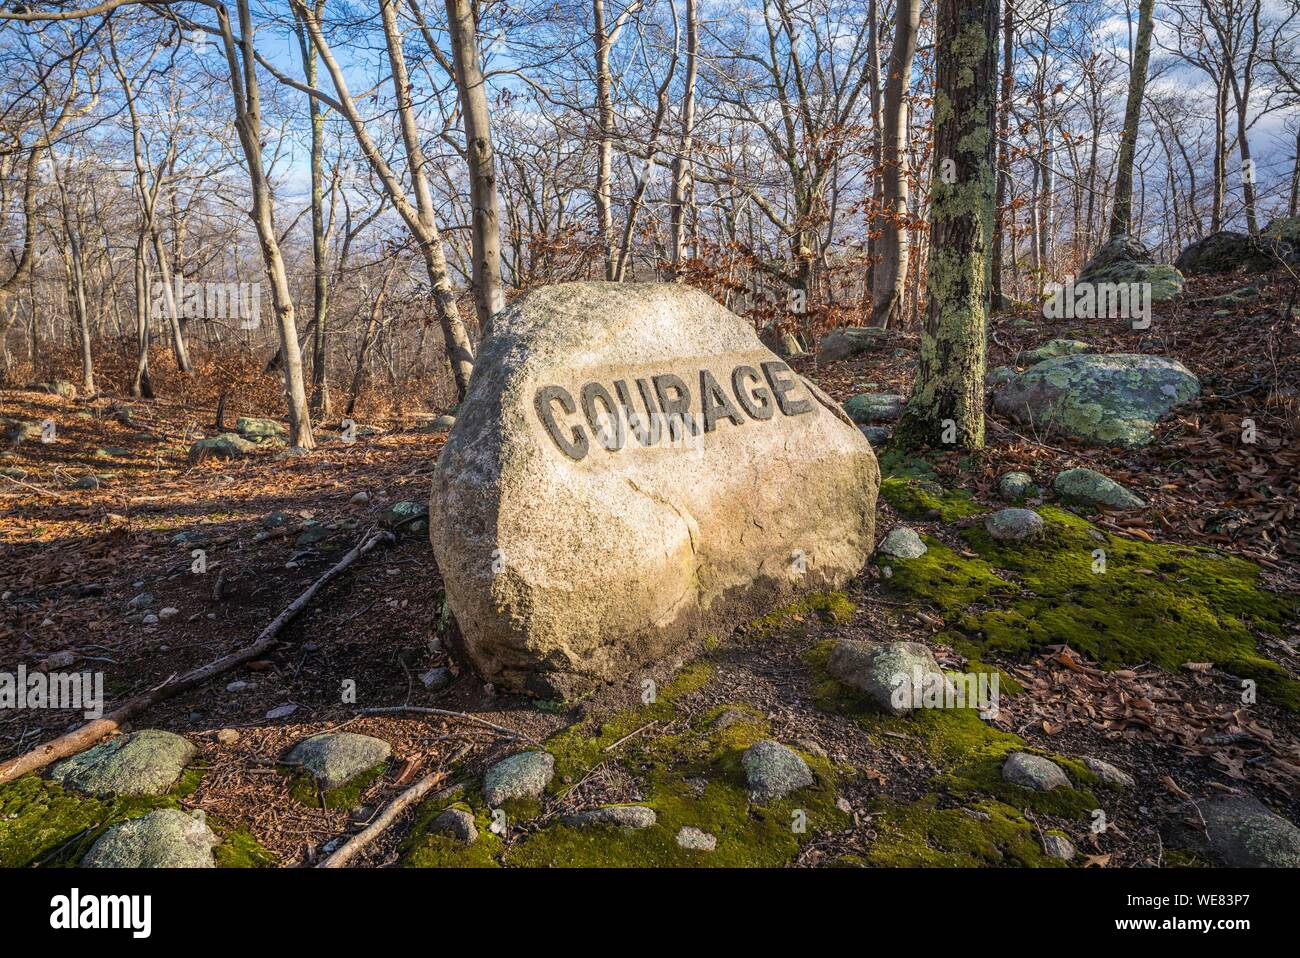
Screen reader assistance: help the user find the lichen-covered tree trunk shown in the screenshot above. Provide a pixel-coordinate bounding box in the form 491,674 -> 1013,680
1108,0 -> 1155,240
894,0 -> 998,451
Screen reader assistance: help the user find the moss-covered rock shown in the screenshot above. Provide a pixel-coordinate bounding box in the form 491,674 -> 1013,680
880,477 -> 983,522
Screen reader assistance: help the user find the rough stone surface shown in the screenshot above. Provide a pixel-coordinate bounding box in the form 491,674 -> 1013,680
676,826 -> 717,851
431,283 -> 879,695
235,416 -> 288,442
817,326 -> 891,363
996,471 -> 1037,502
1054,467 -> 1145,510
742,740 -> 813,803
49,730 -> 196,797
483,751 -> 554,805
1082,756 -> 1135,788
1175,231 -> 1278,275
1016,339 -> 1091,366
825,639 -> 952,716
430,806 -> 479,844
381,500 -> 429,535
777,332 -> 806,359
1043,833 -> 1076,860
985,365 -> 1016,389
1162,794 -> 1300,868
285,732 -> 391,791
81,809 -> 218,868
993,353 -> 1200,447
188,433 -> 255,464
984,507 -> 1046,541
1002,752 -> 1070,791
843,392 -> 904,425
562,805 -> 657,829
878,526 -> 926,559
1076,236 -> 1184,301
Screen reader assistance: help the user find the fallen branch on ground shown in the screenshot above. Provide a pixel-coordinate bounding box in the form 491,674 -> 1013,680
318,743 -> 470,868
360,705 -> 537,743
0,529 -> 396,786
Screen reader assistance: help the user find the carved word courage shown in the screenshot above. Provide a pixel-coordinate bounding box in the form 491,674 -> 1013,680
534,360 -> 813,461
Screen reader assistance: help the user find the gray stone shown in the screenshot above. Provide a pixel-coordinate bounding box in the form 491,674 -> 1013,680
985,366 -> 1016,389
843,392 -> 904,425
430,806 -> 479,844
431,282 -> 879,695
1175,231 -> 1278,276
1016,339 -> 1091,366
562,804 -> 657,829
188,433 -> 255,464
676,826 -> 717,851
984,507 -> 1045,541
381,500 -> 428,535
25,379 -> 76,399
996,471 -> 1037,502
1054,467 -> 1144,510
235,416 -> 288,443
877,526 -> 926,560
2,418 -> 42,445
49,730 -> 196,797
817,326 -> 891,363
432,414 -> 457,431
1075,236 -> 1184,301
483,751 -> 554,805
72,475 -> 100,490
994,353 -> 1200,447
741,740 -> 813,803
825,639 -> 952,715
81,808 -> 218,868
859,425 -> 891,445
286,732 -> 391,791
1002,752 -> 1070,791
1082,756 -> 1135,788
420,667 -> 453,690
1043,833 -> 1076,860
1162,794 -> 1300,868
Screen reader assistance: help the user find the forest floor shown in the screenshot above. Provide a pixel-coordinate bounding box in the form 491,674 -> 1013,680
1,269 -> 1297,868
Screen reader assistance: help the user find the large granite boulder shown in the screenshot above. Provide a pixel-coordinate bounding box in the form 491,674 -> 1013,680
431,283 -> 880,695
1174,231 -> 1278,276
1162,794 -> 1300,868
49,730 -> 196,797
81,808 -> 218,868
1076,236 -> 1184,301
993,353 -> 1199,447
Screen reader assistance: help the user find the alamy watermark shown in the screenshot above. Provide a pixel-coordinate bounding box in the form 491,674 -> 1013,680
150,276 -> 261,330
1042,275 -> 1151,330
1,666 -> 104,719
891,667 -> 1000,718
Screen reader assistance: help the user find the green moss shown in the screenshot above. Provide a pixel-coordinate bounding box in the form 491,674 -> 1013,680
402,798 -> 504,868
746,592 -> 856,638
863,796 -> 1064,867
0,763 -> 270,868
880,477 -> 984,522
880,507 -> 1300,709
288,761 -> 388,811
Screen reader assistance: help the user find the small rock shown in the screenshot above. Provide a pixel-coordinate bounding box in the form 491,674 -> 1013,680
380,500 -> 429,535
216,729 -> 240,745
1053,467 -> 1145,510
996,471 -> 1037,503
482,751 -> 555,806
742,740 -> 813,804
286,732 -> 392,791
825,639 -> 952,715
859,424 -> 891,445
877,526 -> 926,559
265,703 -> 299,720
142,613 -> 160,625
81,808 -> 217,868
187,433 -> 255,464
1082,756 -> 1135,788
984,507 -> 1045,541
985,365 -> 1016,388
1043,833 -> 1076,860
49,730 -> 196,797
349,491 -> 370,504
676,826 -> 717,852
158,607 -> 179,620
72,475 -> 100,490
225,681 -> 253,693
1002,752 -> 1070,791
430,806 -> 479,844
843,392 -> 904,425
562,805 -> 657,829
420,667 -> 452,691
1015,339 -> 1092,366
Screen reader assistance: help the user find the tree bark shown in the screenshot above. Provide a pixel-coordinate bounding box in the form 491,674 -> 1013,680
1108,0 -> 1155,240
895,0 -> 998,451
870,0 -> 921,328
669,0 -> 698,275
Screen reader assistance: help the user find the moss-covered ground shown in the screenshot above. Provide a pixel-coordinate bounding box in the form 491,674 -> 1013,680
0,762 -> 275,867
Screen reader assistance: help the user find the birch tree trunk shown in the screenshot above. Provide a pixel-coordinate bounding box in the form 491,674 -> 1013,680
1108,0 -> 1155,239
669,0 -> 698,275
870,0 -> 921,328
895,0 -> 998,451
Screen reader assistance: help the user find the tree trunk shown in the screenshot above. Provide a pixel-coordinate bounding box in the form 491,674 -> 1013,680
669,0 -> 698,275
870,0 -> 921,328
895,0 -> 998,451
593,0 -> 617,280
991,0 -> 1013,305
446,0 -> 505,336
1108,0 -> 1155,240
296,2 -> 331,416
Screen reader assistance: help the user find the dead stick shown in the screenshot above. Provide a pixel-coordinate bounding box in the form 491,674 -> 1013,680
318,745 -> 470,868
360,705 -> 537,743
0,529 -> 395,785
